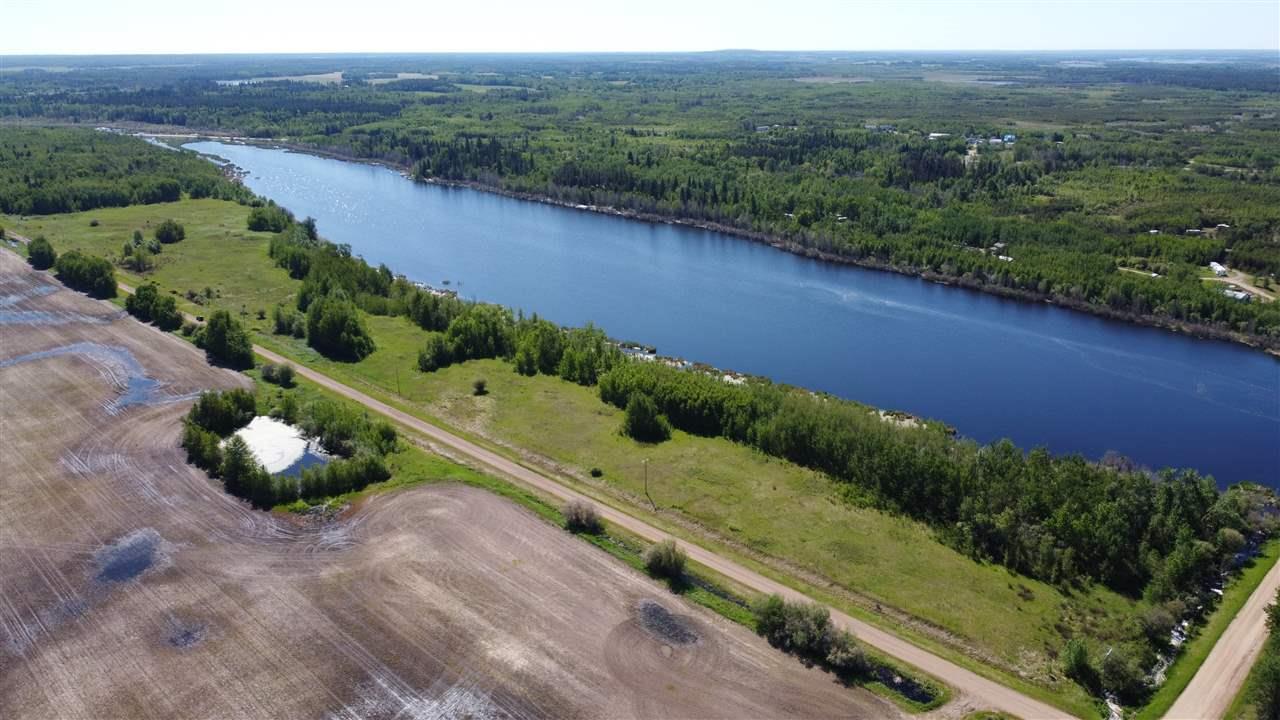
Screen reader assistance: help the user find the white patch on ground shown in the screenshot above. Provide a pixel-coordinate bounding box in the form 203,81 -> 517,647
230,416 -> 311,473
331,679 -> 513,720
483,636 -> 530,673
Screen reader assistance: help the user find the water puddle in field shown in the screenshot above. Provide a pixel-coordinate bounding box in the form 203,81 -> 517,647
231,416 -> 331,475
870,664 -> 937,705
0,279 -> 118,325
635,599 -> 698,646
93,528 -> 172,584
0,342 -> 195,412
0,283 -> 57,306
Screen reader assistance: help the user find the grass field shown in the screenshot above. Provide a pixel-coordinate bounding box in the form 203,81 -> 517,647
4,199 -> 293,318
9,198 -> 1191,717
1134,539 -> 1280,720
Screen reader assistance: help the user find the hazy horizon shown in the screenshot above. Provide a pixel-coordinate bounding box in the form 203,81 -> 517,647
3,0 -> 1277,56
3,48 -> 1279,58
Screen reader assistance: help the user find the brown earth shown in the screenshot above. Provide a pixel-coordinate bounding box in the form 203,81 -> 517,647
0,250 -> 893,718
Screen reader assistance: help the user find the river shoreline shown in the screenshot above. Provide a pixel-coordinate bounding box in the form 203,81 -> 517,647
115,124 -> 1276,359
243,136 -> 1280,359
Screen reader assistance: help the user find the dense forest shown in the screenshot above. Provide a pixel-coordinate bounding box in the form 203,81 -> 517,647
0,128 -> 252,214
3,52 -> 1276,346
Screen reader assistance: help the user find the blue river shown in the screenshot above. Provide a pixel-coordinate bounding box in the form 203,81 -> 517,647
186,140 -> 1280,486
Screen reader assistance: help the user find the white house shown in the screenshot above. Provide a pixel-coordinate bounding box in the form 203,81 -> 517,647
1209,262 -> 1228,277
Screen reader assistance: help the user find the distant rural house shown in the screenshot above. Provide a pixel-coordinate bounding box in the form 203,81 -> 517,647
1186,228 -> 1203,235
1223,289 -> 1252,302
1002,133 -> 1017,143
927,132 -> 951,140
1209,261 -> 1228,276
1148,229 -> 1161,234
1216,223 -> 1231,229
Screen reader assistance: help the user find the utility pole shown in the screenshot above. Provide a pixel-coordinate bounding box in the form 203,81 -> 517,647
643,458 -> 655,511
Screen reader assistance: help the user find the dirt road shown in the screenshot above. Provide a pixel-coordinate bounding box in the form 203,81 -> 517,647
250,348 -> 1072,719
1207,268 -> 1276,302
1164,552 -> 1280,719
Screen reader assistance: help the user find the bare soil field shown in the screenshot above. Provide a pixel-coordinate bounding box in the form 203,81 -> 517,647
0,249 -> 892,719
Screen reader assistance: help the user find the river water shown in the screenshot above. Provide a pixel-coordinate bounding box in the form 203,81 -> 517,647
186,140 -> 1280,485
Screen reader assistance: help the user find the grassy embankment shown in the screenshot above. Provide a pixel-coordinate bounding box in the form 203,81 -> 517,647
7,197 -> 1192,718
1133,539 -> 1280,720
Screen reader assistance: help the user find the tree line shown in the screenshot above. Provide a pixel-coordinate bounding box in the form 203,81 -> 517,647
597,360 -> 1267,597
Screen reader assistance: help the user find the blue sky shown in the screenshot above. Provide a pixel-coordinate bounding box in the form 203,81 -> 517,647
3,0 -> 1278,55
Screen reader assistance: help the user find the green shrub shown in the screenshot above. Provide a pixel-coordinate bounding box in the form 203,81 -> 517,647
154,219 -> 185,244
643,539 -> 686,578
181,421 -> 223,473
750,593 -> 864,671
417,333 -> 452,372
53,250 -> 116,297
563,499 -> 603,534
622,391 -> 671,442
1141,606 -> 1177,647
305,293 -> 375,361
125,282 -> 160,322
261,362 -> 296,387
127,246 -> 154,271
270,391 -> 300,425
1061,638 -> 1097,692
472,378 -> 488,396
200,310 -> 254,369
27,235 -> 57,270
825,629 -> 870,675
1254,652 -> 1280,720
188,389 -> 257,435
1101,647 -> 1149,705
151,295 -> 182,330
247,204 -> 292,232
